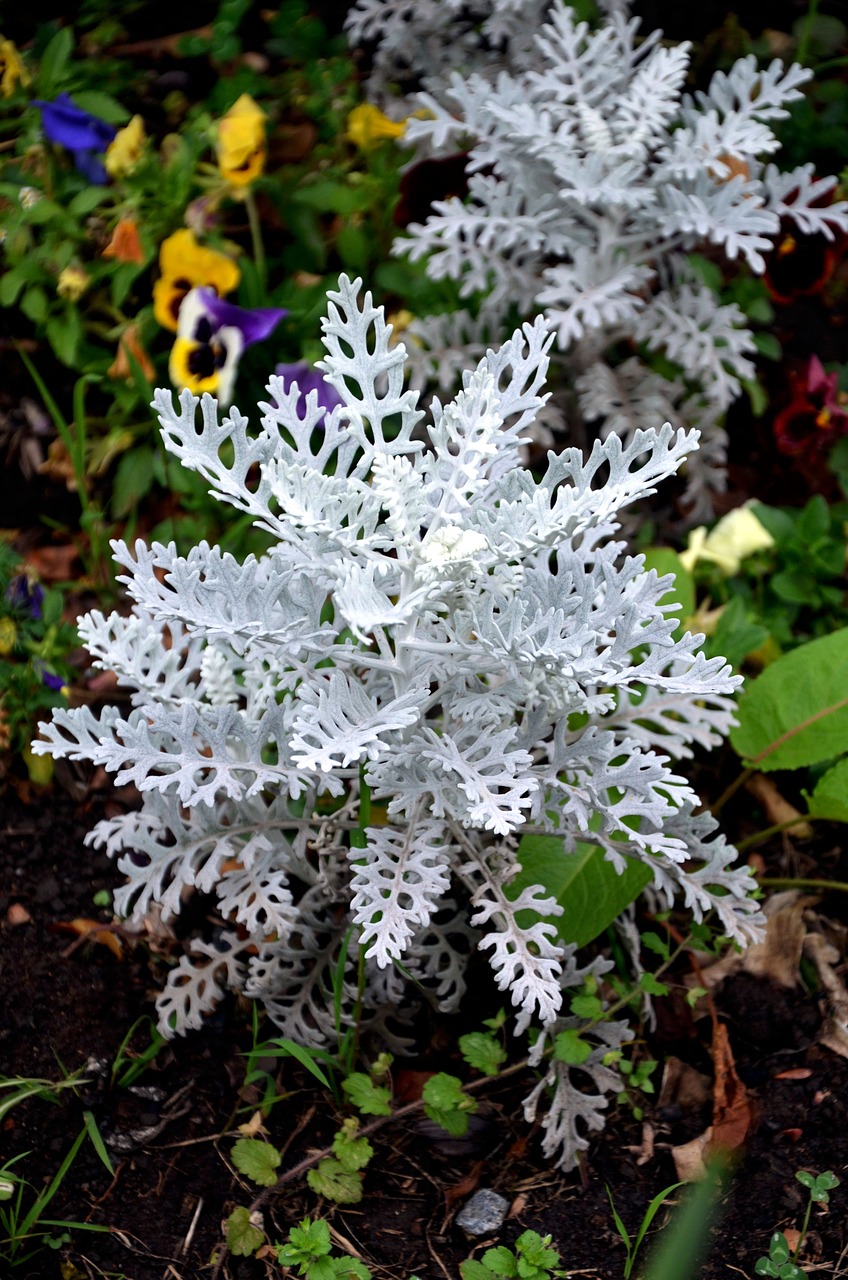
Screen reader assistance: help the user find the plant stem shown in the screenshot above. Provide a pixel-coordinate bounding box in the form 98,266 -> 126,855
758,876 -> 848,895
245,188 -> 267,297
709,766 -> 754,818
735,815 -> 818,852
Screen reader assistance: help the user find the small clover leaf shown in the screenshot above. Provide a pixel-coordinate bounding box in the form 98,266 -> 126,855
231,1137 -> 281,1187
459,1032 -> 507,1077
422,1072 -> 477,1137
515,1230 -> 561,1276
226,1206 -> 265,1257
341,1073 -> 392,1116
307,1157 -> 364,1204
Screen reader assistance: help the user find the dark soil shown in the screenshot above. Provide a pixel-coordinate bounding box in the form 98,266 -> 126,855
2,783 -> 847,1280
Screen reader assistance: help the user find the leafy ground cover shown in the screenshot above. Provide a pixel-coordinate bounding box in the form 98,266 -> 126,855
2,2 -> 848,1278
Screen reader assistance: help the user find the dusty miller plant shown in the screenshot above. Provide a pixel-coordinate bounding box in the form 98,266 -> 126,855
35,275 -> 763,1169
348,0 -> 848,517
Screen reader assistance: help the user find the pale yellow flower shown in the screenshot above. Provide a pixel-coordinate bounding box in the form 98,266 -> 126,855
216,94 -> 266,188
679,504 -> 774,577
0,618 -> 17,655
346,103 -> 407,150
104,114 -> 147,178
57,266 -> 91,302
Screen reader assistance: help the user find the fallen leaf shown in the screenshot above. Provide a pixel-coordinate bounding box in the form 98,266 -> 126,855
746,774 -> 813,840
783,1229 -> 802,1253
6,903 -> 31,926
709,1022 -> 755,1155
658,1056 -> 712,1112
781,1128 -> 803,1142
508,1192 -> 528,1219
773,1068 -> 812,1081
804,932 -> 848,1058
671,1127 -> 712,1182
56,918 -> 124,959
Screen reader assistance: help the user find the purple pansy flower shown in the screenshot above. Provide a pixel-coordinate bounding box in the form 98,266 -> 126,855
32,93 -> 117,185
169,287 -> 287,407
273,361 -> 344,422
6,574 -> 44,620
40,669 -> 66,692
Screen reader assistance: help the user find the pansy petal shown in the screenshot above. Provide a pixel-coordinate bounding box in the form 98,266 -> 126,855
33,92 -> 116,153
273,361 -> 343,414
194,287 -> 286,346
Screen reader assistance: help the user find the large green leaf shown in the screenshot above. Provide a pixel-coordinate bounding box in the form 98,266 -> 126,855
730,627 -> 848,770
805,759 -> 848,823
508,835 -> 652,948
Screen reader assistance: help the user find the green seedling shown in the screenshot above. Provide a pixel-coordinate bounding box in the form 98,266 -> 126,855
460,1229 -> 568,1280
276,1216 -> 372,1278
755,1170 -> 840,1278
607,1182 -> 684,1279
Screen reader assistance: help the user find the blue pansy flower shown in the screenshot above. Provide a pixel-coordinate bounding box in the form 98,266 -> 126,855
6,574 -> 44,620
33,93 -> 117,185
169,287 -> 287,407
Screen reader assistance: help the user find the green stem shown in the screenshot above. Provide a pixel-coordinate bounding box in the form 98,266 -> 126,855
245,188 -> 267,297
758,876 -> 848,895
709,766 -> 754,819
735,815 -> 817,852
796,0 -> 820,65
792,1196 -> 813,1264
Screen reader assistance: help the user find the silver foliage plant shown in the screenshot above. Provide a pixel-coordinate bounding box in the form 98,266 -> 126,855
348,0 -> 848,518
35,276 -> 763,1170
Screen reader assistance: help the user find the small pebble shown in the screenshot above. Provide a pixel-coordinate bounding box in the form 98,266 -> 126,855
6,903 -> 32,926
455,1188 -> 510,1236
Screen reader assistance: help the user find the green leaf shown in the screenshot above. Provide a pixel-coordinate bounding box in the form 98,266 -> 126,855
71,91 -> 131,124
508,835 -> 652,948
640,974 -> 669,997
0,268 -> 28,307
806,759 -> 848,822
553,1029 -> 592,1065
307,1157 -> 363,1204
730,627 -> 848,770
481,1245 -> 519,1276
231,1137 -> 281,1187
341,1073 -> 391,1116
226,1206 -> 265,1256
112,446 -> 155,518
641,548 -> 694,639
704,597 -> 769,671
332,1127 -> 374,1172
68,188 -> 113,216
278,1216 -> 332,1265
20,285 -> 48,323
458,1032 -> 507,1077
262,1036 -> 332,1088
46,310 -> 82,367
569,993 -> 604,1019
38,28 -> 74,92
460,1262 -> 498,1280
422,1072 -> 477,1137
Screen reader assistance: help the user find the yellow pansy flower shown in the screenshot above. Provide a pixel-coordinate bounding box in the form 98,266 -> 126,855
104,114 -> 147,178
216,94 -> 266,188
153,228 -> 240,332
0,38 -> 29,98
679,504 -> 775,577
0,618 -> 17,655
346,103 -> 406,150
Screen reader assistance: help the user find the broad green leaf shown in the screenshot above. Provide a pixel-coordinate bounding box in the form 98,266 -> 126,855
481,1245 -> 519,1276
307,1157 -> 363,1204
458,1032 -> 506,1077
38,28 -> 74,92
231,1137 -> 281,1187
460,1262 -> 497,1280
226,1206 -> 265,1256
341,1073 -> 391,1116
553,1029 -> 592,1065
332,1129 -> 374,1172
641,549 -> 694,639
71,91 -> 131,124
46,310 -> 82,367
508,835 -> 652,948
805,760 -> 848,823
422,1072 -> 476,1137
730,627 -> 848,770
